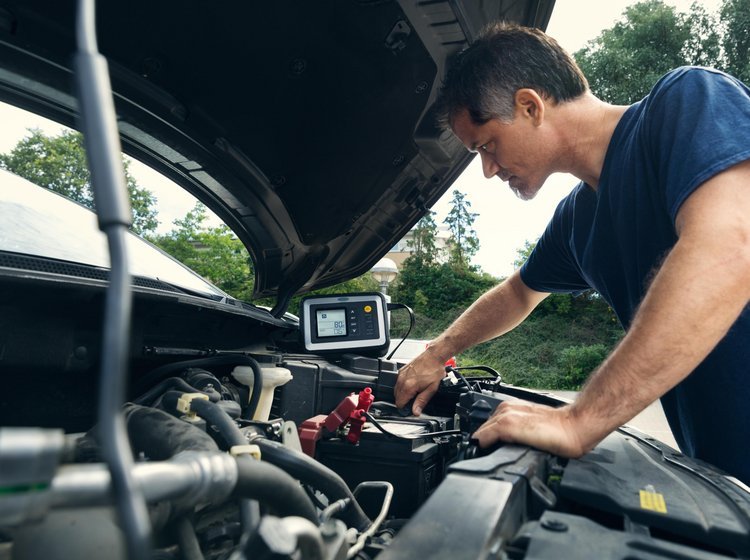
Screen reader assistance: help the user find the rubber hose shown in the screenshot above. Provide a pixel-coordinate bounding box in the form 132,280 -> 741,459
133,377 -> 217,406
237,356 -> 263,421
253,438 -> 371,531
234,457 -> 318,524
175,517 -> 205,560
123,404 -> 219,460
156,395 -> 314,528
136,355 -> 263,415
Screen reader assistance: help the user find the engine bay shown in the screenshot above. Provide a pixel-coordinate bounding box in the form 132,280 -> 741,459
2,277 -> 749,560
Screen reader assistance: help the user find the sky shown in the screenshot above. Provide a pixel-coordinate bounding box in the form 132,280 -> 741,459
0,0 -> 723,278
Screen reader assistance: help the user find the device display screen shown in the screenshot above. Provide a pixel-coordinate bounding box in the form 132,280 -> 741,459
316,309 -> 347,338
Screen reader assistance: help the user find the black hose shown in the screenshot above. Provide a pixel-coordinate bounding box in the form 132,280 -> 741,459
234,457 -> 318,523
133,377 -> 218,407
161,393 -> 248,449
253,438 -> 371,531
123,404 -> 219,460
135,354 -> 263,420
238,357 -> 263,421
175,517 -> 205,560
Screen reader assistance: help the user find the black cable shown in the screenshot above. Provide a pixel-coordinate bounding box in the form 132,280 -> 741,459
450,365 -> 501,379
445,365 -> 474,392
252,438 -> 372,531
363,412 -> 461,440
386,303 -> 415,360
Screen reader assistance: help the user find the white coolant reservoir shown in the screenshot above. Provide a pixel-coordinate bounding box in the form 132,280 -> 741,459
232,364 -> 293,421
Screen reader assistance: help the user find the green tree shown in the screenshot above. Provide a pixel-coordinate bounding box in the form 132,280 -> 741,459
0,128 -> 158,234
393,258 -> 497,319
721,0 -> 750,82
150,202 -> 255,301
513,239 -> 538,270
443,189 -> 479,269
574,0 -> 721,104
407,212 -> 440,265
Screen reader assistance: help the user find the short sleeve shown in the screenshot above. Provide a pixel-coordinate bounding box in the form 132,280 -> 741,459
645,68 -> 750,221
520,184 -> 592,294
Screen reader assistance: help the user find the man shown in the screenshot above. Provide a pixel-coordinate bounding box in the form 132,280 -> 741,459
394,23 -> 750,483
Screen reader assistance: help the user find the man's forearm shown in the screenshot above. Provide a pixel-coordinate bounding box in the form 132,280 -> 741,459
428,270 -> 548,361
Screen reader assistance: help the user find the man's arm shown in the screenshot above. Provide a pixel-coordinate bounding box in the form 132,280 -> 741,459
394,269 -> 549,415
474,160 -> 750,455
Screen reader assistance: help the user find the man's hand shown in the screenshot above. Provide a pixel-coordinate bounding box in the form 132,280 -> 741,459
393,348 -> 447,415
473,401 -> 590,458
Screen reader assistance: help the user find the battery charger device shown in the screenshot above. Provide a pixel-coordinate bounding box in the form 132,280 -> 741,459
299,293 -> 390,356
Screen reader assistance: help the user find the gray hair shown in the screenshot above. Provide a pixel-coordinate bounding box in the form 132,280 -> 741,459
436,23 -> 589,128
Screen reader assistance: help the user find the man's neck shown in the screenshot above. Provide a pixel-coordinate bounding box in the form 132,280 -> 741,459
551,93 -> 629,189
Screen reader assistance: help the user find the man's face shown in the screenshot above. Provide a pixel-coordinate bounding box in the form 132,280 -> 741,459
451,105 -> 550,200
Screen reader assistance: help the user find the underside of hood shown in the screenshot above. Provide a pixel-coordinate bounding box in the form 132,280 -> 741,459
0,0 -> 554,306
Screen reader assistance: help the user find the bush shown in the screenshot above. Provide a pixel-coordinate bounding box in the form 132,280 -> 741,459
557,344 -> 609,389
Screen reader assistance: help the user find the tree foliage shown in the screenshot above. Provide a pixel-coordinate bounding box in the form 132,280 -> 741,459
443,189 -> 480,268
393,258 -> 498,320
721,0 -> 750,82
0,128 -> 158,234
513,239 -> 537,270
149,202 -> 256,301
574,0 -> 721,104
407,211 -> 440,265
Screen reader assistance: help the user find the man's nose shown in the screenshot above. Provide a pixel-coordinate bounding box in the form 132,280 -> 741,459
480,151 -> 499,179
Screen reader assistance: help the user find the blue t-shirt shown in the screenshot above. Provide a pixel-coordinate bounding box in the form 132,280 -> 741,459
521,67 -> 750,483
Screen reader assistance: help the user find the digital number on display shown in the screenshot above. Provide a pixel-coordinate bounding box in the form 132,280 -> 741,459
316,309 -> 347,338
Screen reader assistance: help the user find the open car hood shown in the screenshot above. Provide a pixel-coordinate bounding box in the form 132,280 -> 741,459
0,0 -> 554,301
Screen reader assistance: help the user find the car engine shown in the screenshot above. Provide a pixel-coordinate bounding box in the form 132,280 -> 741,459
2,278 -> 750,560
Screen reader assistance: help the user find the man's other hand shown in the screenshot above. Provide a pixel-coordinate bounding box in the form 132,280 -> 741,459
472,401 -> 590,458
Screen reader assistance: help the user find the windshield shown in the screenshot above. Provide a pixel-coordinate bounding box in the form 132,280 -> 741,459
0,169 -> 227,298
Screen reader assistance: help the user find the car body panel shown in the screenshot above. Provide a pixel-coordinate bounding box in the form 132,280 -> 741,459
0,0 -> 554,302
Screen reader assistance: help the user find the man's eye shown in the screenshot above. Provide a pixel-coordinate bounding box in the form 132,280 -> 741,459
480,143 -> 490,152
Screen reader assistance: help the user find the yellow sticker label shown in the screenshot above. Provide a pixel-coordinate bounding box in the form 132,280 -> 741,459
364,305 -> 372,313
639,490 -> 667,514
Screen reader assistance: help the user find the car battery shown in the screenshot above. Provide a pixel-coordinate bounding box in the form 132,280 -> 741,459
315,415 -> 458,518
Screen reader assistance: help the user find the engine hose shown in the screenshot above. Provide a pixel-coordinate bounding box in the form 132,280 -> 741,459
253,438 -> 371,532
161,393 -> 248,449
236,356 -> 263,421
234,457 -> 318,524
136,354 -> 263,415
163,393 -> 368,530
175,517 -> 206,560
133,377 -> 218,407
157,395 -> 317,528
123,404 -> 219,460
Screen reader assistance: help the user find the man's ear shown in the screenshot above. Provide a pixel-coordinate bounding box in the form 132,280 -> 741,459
514,88 -> 545,126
